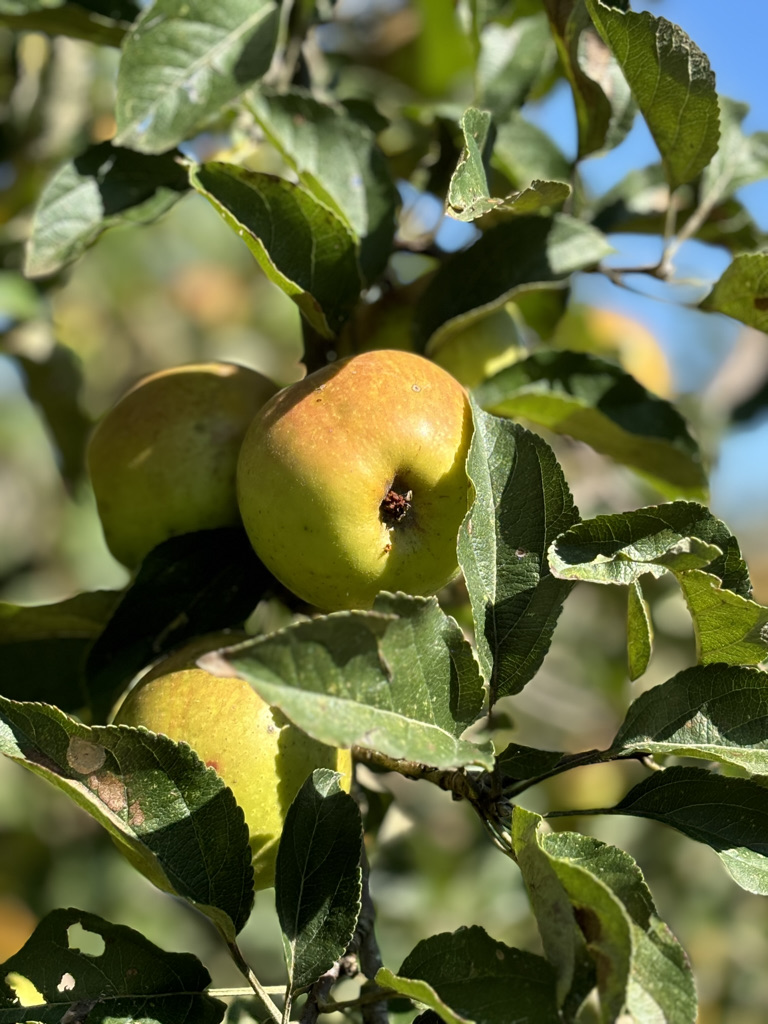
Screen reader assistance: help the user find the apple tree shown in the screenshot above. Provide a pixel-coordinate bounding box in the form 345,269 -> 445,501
2,1 -> 768,1022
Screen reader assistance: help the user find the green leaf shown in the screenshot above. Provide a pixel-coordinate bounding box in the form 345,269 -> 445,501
458,405 -> 579,701
496,742 -> 565,782
190,162 -> 362,338
492,111 -> 572,188
474,350 -> 708,500
627,580 -> 652,681
701,253 -> 768,333
114,0 -> 279,153
613,663 -> 768,775
0,591 -> 121,711
548,501 -> 751,597
17,344 -> 92,485
247,89 -> 397,286
512,807 -> 697,1023
277,770 -> 362,995
0,1 -> 137,45
612,766 -> 768,895
476,13 -> 556,121
221,594 -> 493,770
23,142 -> 188,278
0,908 -> 224,1024
0,700 -> 254,940
676,570 -> 768,666
544,0 -> 635,158
414,214 -> 612,349
585,0 -> 719,191
378,926 -> 560,1024
701,98 -> 768,202
85,528 -> 275,724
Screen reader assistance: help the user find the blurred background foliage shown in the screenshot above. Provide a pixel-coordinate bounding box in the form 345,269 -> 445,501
2,1 -> 768,1021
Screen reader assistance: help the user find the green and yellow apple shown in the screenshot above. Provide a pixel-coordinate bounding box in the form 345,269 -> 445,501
113,637 -> 353,891
236,349 -> 473,611
87,362 -> 277,568
427,306 -> 525,389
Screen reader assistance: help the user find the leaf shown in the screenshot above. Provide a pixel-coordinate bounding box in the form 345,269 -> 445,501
544,0 -> 635,158
613,663 -> 768,775
446,107 -> 498,222
586,0 -> 719,191
0,591 -> 121,711
701,253 -> 768,333
548,501 -> 751,597
190,162 -> 362,338
85,528 -> 275,724
611,766 -> 768,895
492,111 -> 572,188
701,97 -> 768,202
512,807 -> 697,1023
627,580 -> 652,681
676,570 -> 768,666
496,742 -> 565,782
474,350 -> 708,500
414,214 -> 612,350
276,770 -> 362,995
0,908 -> 224,1024
220,593 -> 493,770
0,700 -> 254,940
458,404 -> 579,701
17,344 -> 92,485
247,89 -> 397,285
0,1 -> 137,46
475,13 -> 557,121
114,0 -> 279,153
24,142 -> 188,278
378,926 -> 560,1024
495,180 -> 571,217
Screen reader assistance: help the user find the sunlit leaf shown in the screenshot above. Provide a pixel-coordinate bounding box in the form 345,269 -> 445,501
475,12 -> 556,120
701,253 -> 768,333
677,570 -> 768,666
627,580 -> 652,681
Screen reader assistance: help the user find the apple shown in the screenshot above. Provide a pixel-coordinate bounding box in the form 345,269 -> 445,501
87,362 -> 277,568
427,306 -> 525,388
113,636 -> 353,891
236,349 -> 473,611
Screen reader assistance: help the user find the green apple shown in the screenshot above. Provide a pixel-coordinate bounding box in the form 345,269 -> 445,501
87,362 -> 277,568
428,306 -> 525,389
236,349 -> 473,611
113,637 -> 353,891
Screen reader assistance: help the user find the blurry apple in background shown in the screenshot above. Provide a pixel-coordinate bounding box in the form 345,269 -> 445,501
87,362 -> 277,569
113,636 -> 352,891
237,349 -> 473,611
554,306 -> 673,398
427,305 -> 526,388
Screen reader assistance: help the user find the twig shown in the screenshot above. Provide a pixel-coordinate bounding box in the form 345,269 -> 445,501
352,746 -> 484,804
227,940 -> 283,1024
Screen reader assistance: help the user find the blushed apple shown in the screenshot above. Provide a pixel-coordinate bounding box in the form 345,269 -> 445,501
236,349 -> 473,611
87,362 -> 277,568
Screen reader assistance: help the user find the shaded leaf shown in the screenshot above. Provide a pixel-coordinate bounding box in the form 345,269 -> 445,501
677,570 -> 768,666
222,593 -> 492,770
476,12 -> 556,121
85,528 -> 274,724
627,580 -> 652,681
0,0 -> 137,45
496,742 -> 565,782
247,89 -> 397,285
0,700 -> 254,939
24,142 -> 188,278
586,0 -> 719,191
458,405 -> 579,701
414,214 -> 612,350
114,0 -> 279,153
0,908 -> 224,1024
277,770 -> 362,995
549,501 -> 751,597
190,162 -> 362,338
613,663 -> 768,775
544,0 -> 634,158
0,591 -> 121,711
474,350 -> 707,500
379,926 -> 560,1024
701,253 -> 768,333
611,766 -> 768,895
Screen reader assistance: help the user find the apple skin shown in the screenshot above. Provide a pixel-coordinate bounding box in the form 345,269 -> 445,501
236,349 -> 473,611
88,362 -> 277,569
113,640 -> 353,891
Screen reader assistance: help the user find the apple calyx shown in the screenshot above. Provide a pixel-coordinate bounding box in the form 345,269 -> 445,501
380,479 -> 413,525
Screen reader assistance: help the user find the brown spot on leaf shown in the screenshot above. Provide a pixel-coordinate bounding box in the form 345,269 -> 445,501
87,771 -> 127,814
67,737 -> 106,775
